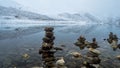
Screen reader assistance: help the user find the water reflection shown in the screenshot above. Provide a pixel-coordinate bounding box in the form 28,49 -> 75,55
0,22 -> 120,68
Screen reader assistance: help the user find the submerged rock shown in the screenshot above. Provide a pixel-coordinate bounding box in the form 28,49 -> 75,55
61,45 -> 66,47
70,52 -> 82,58
54,47 -> 63,50
22,53 -> 30,60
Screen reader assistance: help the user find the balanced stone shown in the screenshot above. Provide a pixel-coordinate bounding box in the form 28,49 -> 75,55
44,27 -> 54,32
45,32 -> 54,38
42,36 -> 55,43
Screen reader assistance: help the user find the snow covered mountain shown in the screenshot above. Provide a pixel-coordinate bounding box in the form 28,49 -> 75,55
0,6 -> 54,20
58,13 -> 101,22
0,0 -> 55,20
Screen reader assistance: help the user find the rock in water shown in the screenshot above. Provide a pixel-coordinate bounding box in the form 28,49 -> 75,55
92,64 -> 100,68
22,53 -> 30,60
70,52 -> 82,58
111,40 -> 117,47
56,57 -> 65,66
116,55 -> 120,60
89,48 -> 101,55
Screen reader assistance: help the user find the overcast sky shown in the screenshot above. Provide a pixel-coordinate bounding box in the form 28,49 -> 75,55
12,0 -> 120,17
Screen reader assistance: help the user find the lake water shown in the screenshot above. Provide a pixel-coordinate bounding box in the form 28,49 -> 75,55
0,21 -> 120,68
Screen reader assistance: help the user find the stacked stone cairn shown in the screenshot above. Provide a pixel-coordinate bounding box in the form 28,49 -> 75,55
83,48 -> 101,68
74,36 -> 87,50
74,36 -> 101,68
39,27 -> 56,68
82,38 -> 101,68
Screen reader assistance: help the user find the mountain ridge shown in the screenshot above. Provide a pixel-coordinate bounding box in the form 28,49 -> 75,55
0,6 -> 54,20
